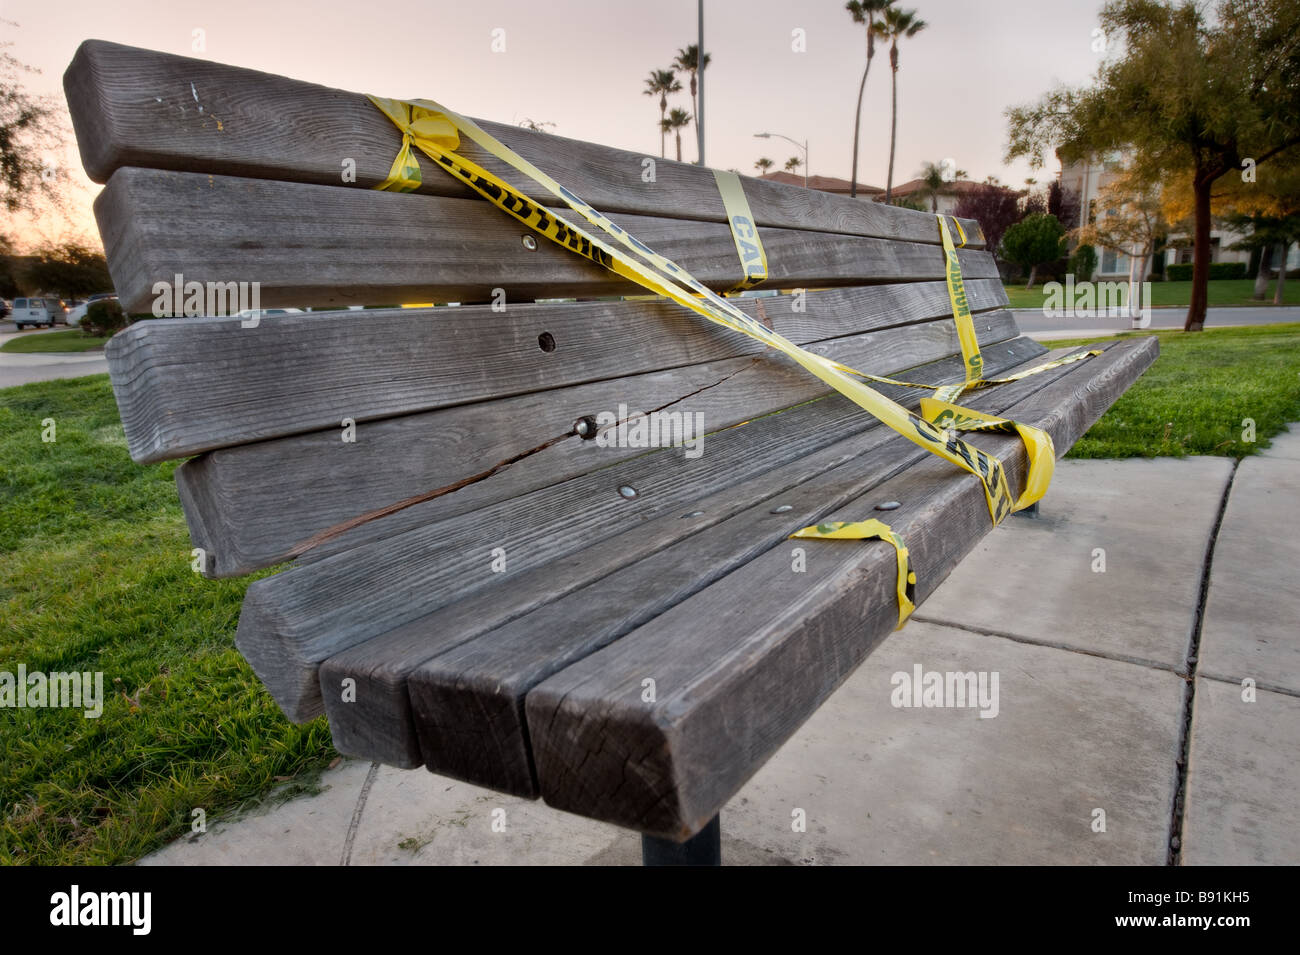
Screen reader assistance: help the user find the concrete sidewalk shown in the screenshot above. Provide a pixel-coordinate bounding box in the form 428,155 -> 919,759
141,433 -> 1300,866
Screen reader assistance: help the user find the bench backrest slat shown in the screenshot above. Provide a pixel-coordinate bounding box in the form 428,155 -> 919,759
109,278 -> 1009,464
97,168 -> 998,314
66,40 -> 985,249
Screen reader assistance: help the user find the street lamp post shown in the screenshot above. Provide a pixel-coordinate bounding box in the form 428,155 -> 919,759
753,132 -> 808,188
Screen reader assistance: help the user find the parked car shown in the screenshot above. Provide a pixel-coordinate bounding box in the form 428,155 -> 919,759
66,293 -> 118,328
11,297 -> 60,329
0,300 -> 10,319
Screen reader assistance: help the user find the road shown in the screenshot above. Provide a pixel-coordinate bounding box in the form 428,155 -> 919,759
0,325 -> 109,388
1015,305 -> 1300,340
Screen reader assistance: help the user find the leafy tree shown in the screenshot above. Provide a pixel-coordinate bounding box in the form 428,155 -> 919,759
1047,180 -> 1082,231
26,241 -> 112,298
642,69 -> 681,159
953,182 -> 1022,257
845,0 -> 894,197
660,108 -> 692,162
877,6 -> 927,202
1001,213 -> 1067,288
1076,171 -> 1166,312
1006,0 -> 1300,330
1,40 -> 66,217
754,157 -> 774,174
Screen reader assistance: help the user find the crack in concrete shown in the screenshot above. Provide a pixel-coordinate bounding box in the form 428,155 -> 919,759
1167,458 -> 1240,866
341,760 -> 380,866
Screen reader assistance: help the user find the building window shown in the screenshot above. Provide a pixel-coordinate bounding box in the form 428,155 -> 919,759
1100,247 -> 1130,275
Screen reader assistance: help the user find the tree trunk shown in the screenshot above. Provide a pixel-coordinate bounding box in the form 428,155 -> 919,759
1253,243 -> 1271,300
885,47 -> 899,202
849,49 -> 874,198
659,97 -> 667,158
1275,242 -> 1289,306
1184,172 -> 1213,331
675,130 -> 682,163
1026,265 -> 1038,290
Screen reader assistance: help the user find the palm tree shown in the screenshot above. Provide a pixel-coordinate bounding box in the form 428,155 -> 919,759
643,69 -> 681,158
877,6 -> 927,203
661,108 -> 693,162
754,157 -> 775,175
672,44 -> 711,152
784,156 -> 803,173
916,160 -> 966,212
846,0 -> 893,198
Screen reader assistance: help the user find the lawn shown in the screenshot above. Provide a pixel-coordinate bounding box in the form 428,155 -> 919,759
0,375 -> 334,864
3,324 -> 1297,863
1055,323 -> 1300,458
1,330 -> 107,354
1002,278 -> 1300,310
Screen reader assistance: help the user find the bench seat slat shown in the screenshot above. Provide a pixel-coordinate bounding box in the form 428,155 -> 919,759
520,337 -> 1158,838
321,342 -> 1090,774
235,335 -> 1046,721
96,168 -> 999,314
108,279 -> 1009,464
178,311 -> 1024,578
65,39 -> 986,248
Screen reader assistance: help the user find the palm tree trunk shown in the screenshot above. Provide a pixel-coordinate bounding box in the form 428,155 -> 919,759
676,130 -> 682,162
849,55 -> 873,199
659,96 -> 667,158
885,48 -> 899,203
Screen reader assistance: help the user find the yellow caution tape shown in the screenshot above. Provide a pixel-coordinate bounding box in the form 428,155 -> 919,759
367,94 -> 1025,526
790,519 -> 916,628
712,170 -> 768,293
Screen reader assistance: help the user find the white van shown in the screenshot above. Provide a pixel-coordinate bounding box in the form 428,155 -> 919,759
12,297 -> 61,329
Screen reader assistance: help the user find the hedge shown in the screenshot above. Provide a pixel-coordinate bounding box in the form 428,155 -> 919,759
1165,262 -> 1249,281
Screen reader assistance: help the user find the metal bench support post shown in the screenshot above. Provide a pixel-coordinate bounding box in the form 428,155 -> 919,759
641,814 -> 722,866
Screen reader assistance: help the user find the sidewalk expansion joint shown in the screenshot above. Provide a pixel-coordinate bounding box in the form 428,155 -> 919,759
909,615 -> 1182,676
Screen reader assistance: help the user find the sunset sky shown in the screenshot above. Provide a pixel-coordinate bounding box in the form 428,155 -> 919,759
5,0 -> 1109,251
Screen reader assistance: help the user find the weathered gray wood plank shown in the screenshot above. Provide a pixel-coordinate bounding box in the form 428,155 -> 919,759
95,167 -> 999,314
179,313 -> 1023,577
107,279 -> 1009,463
235,335 -> 1046,721
65,39 -> 986,248
522,337 -> 1159,838
319,337 -> 1060,769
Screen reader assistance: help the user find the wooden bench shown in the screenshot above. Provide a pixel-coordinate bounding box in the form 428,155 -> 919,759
66,39 -> 1157,864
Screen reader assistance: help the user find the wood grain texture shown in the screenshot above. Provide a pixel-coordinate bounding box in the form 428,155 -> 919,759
522,337 -> 1159,838
235,334 -> 1046,722
179,312 -> 1024,578
94,168 -> 999,313
319,340 -> 1053,770
106,279 -> 1009,463
64,39 -> 985,248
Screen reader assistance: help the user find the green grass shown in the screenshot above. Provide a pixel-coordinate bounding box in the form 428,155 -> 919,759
0,375 -> 335,864
1052,323 -> 1300,458
1002,278 -> 1300,310
1,330 -> 107,354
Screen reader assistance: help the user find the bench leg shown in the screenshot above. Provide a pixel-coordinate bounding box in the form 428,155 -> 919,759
641,814 -> 721,866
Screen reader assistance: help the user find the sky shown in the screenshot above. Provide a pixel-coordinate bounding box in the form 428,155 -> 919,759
3,0 -> 1112,250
